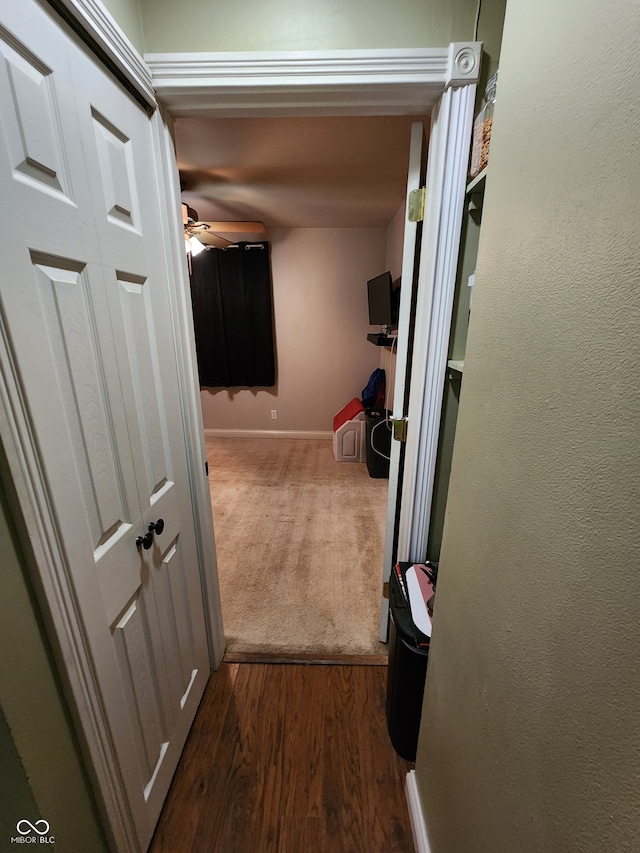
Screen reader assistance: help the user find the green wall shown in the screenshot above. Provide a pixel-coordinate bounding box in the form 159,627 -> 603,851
415,0 -> 640,850
95,0 -> 506,66
100,0 -> 145,52
0,463 -> 108,853
0,709 -> 38,848
427,203 -> 482,560
139,0 -> 478,53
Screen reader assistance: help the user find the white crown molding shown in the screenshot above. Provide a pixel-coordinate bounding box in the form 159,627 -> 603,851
144,47 -> 476,117
144,48 -> 451,81
47,0 -> 156,109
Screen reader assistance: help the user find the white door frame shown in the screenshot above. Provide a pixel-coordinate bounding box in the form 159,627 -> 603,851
398,83 -> 477,561
149,105 -> 226,667
379,120 -> 428,638
376,80 -> 477,638
144,41 -> 480,638
144,44 -> 480,118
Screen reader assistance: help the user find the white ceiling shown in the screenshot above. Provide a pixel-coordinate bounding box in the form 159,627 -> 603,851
175,114 -> 429,232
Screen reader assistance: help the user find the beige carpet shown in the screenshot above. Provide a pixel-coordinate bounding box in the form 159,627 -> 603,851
206,436 -> 389,660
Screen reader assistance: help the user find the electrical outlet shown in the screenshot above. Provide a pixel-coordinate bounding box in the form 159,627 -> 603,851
271,409 -> 278,420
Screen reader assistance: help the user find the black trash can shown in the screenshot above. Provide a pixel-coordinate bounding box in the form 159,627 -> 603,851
386,565 -> 430,761
364,409 -> 391,478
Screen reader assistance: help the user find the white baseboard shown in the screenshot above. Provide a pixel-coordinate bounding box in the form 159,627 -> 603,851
204,428 -> 332,440
406,770 -> 432,853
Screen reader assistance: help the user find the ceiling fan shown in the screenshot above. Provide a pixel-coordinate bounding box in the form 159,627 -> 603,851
182,203 -> 265,253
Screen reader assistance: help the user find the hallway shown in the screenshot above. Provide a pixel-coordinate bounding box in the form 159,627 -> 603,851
149,663 -> 413,852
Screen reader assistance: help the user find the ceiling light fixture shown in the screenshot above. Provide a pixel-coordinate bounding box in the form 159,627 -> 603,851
188,235 -> 206,256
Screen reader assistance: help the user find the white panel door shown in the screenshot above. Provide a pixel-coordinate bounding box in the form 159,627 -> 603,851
0,2 -> 209,849
379,121 -> 428,640
378,88 -> 476,641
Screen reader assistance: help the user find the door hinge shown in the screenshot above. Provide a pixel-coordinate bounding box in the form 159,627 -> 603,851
205,460 -> 209,476
391,417 -> 408,443
382,581 -> 390,600
408,187 -> 426,222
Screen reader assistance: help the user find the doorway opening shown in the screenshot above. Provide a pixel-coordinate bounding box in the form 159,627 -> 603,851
174,113 -> 427,659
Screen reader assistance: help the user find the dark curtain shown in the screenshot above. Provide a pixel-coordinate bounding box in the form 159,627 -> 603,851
189,242 -> 276,388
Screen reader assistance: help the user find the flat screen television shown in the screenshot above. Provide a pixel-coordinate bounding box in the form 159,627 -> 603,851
367,271 -> 399,328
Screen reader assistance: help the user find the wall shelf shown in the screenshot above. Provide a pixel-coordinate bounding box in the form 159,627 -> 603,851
367,333 -> 396,347
466,167 -> 487,195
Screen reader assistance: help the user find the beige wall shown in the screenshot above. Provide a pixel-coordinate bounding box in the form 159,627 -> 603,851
101,0 -> 506,69
377,202 -> 405,407
200,227 -> 386,431
100,0 -> 145,52
414,0 -> 640,851
139,0 -> 477,54
384,203 -> 405,284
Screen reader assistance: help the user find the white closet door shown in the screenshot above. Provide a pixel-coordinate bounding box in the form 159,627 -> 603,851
379,85 -> 476,640
0,3 -> 209,848
72,31 -> 210,754
379,121 -> 428,640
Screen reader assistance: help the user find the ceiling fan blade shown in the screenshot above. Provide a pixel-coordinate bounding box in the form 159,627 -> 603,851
193,221 -> 266,234
193,231 -> 235,248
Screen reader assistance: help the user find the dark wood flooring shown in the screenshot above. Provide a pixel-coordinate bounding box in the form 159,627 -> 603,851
149,663 -> 414,853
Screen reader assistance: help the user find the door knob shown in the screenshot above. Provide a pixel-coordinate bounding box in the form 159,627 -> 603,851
149,518 -> 164,535
136,531 -> 153,550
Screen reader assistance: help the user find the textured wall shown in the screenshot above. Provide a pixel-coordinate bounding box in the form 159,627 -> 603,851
199,227 -> 385,431
99,0 -> 145,52
0,482 -> 107,852
139,0 -> 476,53
377,202 -> 405,409
414,0 -> 640,851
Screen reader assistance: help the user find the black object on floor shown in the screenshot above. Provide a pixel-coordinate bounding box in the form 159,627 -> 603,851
364,409 -> 391,478
386,563 -> 431,761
